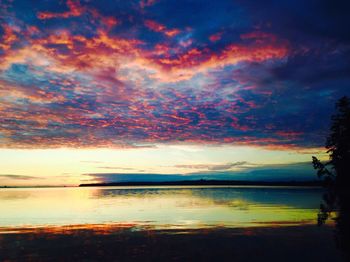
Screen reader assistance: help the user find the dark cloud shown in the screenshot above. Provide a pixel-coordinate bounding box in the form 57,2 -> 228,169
0,174 -> 41,180
85,162 -> 316,182
188,162 -> 316,181
80,161 -> 105,164
97,166 -> 138,170
174,161 -> 253,171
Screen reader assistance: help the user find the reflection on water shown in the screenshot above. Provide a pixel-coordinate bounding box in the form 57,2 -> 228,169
0,186 -> 325,229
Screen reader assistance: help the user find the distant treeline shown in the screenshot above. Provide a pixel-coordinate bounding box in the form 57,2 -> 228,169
79,180 -> 323,187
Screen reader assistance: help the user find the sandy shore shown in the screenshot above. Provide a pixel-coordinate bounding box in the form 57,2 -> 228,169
0,224 -> 343,261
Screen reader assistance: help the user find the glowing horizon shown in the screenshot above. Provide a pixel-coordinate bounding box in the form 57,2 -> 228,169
0,145 -> 326,186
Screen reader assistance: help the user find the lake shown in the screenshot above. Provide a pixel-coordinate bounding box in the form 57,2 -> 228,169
0,186 -> 324,229
0,186 -> 344,261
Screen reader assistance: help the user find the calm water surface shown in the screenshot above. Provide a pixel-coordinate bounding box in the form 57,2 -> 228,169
0,186 -> 324,229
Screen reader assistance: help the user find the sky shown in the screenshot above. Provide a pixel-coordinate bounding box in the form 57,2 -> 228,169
0,0 -> 349,186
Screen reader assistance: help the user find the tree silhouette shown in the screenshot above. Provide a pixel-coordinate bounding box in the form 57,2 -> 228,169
312,96 -> 350,259
313,96 -> 350,188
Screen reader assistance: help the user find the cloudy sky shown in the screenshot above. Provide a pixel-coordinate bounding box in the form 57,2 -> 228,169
0,0 -> 349,186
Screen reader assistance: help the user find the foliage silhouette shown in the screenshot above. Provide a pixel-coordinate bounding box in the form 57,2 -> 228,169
312,96 -> 350,260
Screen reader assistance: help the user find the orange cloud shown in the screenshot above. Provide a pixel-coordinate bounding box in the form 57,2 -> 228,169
0,24 -> 18,50
101,16 -> 119,30
0,80 -> 65,104
140,0 -> 158,9
147,39 -> 289,82
144,20 -> 180,37
37,0 -> 84,19
209,32 -> 222,42
240,31 -> 277,44
0,24 -> 289,89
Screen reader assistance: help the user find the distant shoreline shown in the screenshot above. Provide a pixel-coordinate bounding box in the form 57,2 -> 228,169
79,180 -> 323,187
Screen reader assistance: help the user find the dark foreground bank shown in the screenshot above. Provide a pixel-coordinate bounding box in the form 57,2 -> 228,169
0,224 -> 343,262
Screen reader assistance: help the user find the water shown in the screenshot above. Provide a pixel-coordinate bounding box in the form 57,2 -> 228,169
0,186 -> 324,229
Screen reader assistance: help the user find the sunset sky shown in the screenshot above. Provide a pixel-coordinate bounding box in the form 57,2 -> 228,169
0,0 -> 349,186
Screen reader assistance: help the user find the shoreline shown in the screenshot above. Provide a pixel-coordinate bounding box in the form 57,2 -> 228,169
0,220 -> 332,235
79,180 -> 323,187
0,223 -> 342,261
